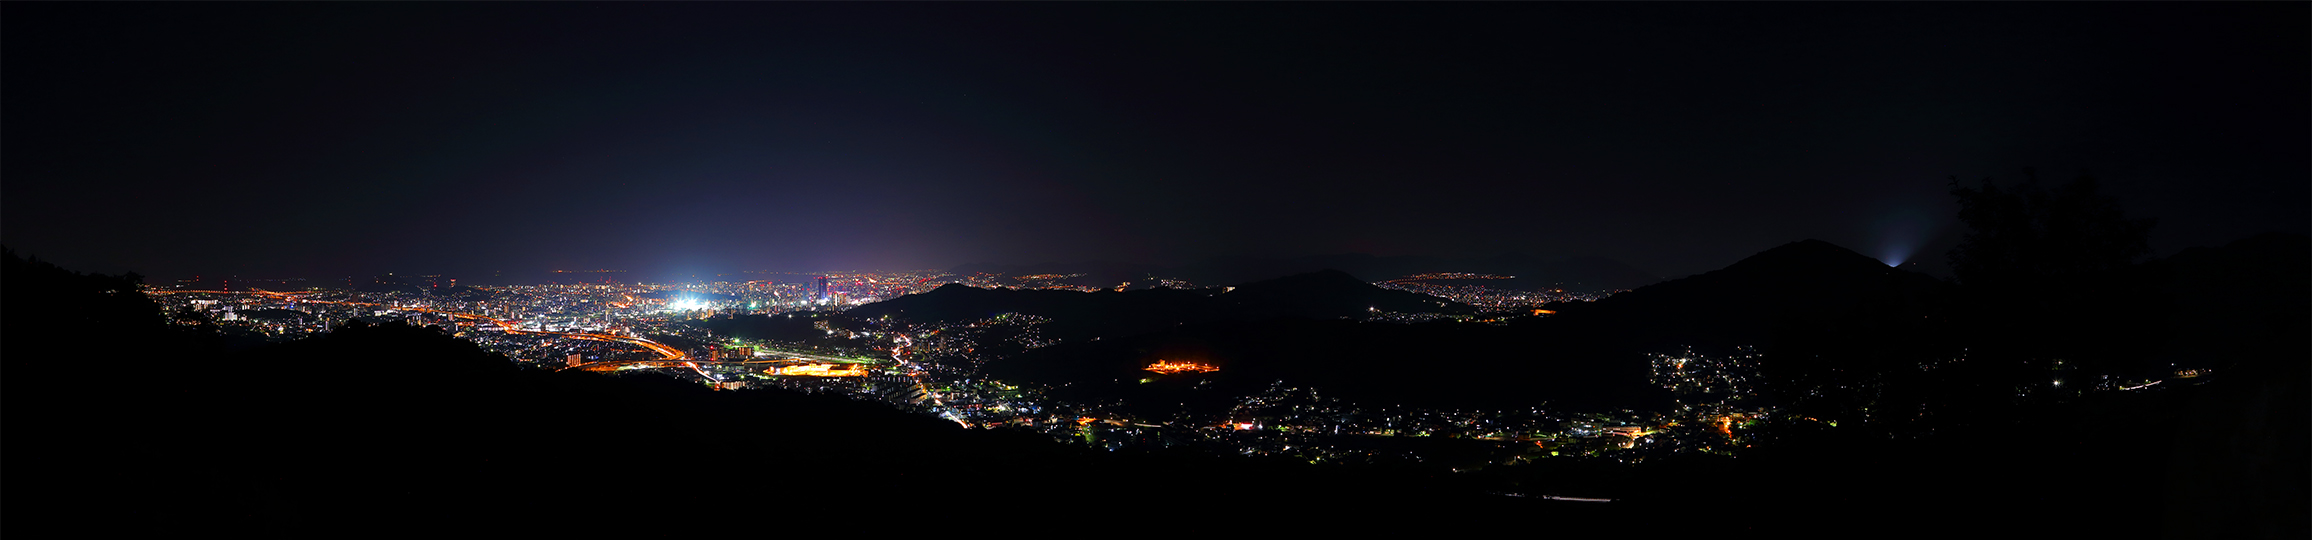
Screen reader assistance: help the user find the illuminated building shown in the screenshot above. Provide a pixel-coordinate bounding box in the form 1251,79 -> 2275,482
767,363 -> 866,377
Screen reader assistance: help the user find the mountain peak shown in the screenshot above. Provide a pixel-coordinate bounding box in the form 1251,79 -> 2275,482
1723,239 -> 1891,275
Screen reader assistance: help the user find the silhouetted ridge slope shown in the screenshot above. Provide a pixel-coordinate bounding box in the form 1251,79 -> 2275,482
1158,253 -> 1663,291
944,253 -> 1663,291
2,248 -> 169,347
987,242 -> 1941,414
848,283 -> 1216,340
850,270 -> 1473,341
945,260 -> 1150,288
1541,239 -> 1951,350
1221,269 -> 1473,318
2155,235 -> 2309,537
2143,232 -> 2310,373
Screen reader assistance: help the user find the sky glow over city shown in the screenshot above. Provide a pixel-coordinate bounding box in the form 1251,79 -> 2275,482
3,3 -> 2303,282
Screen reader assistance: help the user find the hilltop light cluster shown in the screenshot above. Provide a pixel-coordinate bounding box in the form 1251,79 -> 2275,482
956,272 -> 1110,292
1372,278 -> 1622,309
1647,346 -> 1764,401
1144,360 -> 1219,374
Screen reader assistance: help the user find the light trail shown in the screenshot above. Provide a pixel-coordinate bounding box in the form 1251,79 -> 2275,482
681,361 -> 714,380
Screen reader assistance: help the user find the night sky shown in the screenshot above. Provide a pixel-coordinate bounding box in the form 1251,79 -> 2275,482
5,3 -> 2304,283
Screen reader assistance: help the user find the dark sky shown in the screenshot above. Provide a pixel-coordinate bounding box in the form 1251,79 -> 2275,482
6,3 -> 2304,283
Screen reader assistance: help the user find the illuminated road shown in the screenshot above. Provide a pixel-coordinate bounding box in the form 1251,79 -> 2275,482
882,334 -> 968,426
743,347 -> 880,366
559,332 -> 685,360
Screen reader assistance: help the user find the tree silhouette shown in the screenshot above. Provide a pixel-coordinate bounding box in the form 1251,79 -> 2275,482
1944,169 -> 2166,386
1947,168 -> 2156,288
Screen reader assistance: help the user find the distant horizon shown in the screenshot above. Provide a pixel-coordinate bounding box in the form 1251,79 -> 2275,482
107,246 -> 1663,286
83,229 -> 2297,289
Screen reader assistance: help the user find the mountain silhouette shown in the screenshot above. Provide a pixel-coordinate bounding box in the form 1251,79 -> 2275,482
987,239 -> 1949,415
1539,239 -> 1952,351
946,252 -> 1661,292
847,269 -> 1474,341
